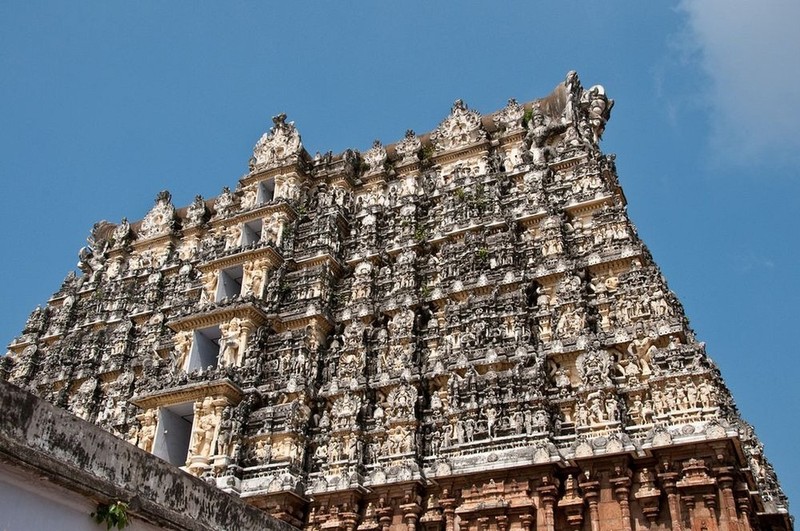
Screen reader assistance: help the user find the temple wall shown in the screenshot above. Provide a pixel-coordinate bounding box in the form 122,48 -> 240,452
0,379 -> 296,531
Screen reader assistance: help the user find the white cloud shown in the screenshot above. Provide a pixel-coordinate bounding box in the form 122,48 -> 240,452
679,0 -> 800,168
731,252 -> 776,274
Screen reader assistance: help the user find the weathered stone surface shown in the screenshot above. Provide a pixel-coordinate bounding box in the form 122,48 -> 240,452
0,379 -> 295,531
2,71 -> 792,530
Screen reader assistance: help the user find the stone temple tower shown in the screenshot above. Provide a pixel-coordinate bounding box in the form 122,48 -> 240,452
2,72 -> 791,530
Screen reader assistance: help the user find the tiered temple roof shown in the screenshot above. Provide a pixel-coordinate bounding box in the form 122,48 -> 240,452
3,72 -> 791,531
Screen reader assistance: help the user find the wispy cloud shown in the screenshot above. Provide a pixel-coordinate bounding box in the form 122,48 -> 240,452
731,252 -> 776,274
678,0 -> 800,169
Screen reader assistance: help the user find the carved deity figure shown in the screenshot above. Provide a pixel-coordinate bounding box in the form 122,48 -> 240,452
218,317 -> 242,367
242,259 -> 268,298
385,425 -> 413,455
201,271 -> 218,303
262,214 -> 282,245
173,331 -> 193,371
628,330 -> 658,376
363,139 -> 387,173
215,407 -> 234,457
112,217 -> 131,248
343,320 -> 365,350
331,393 -> 360,430
430,99 -> 486,152
189,397 -> 220,460
240,185 -> 258,210
224,223 -> 242,250
215,187 -> 236,218
351,261 -> 373,301
556,305 -> 585,337
493,97 -> 524,131
524,105 -> 564,183
69,378 -> 97,420
576,341 -> 612,388
186,195 -> 208,226
582,84 -> 614,144
338,348 -> 364,380
137,409 -> 157,453
254,438 -> 272,464
387,384 -> 417,419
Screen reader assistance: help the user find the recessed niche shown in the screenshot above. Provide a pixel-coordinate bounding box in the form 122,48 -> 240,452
242,219 -> 263,246
152,402 -> 193,466
215,265 -> 244,302
187,325 -> 221,371
257,178 -> 275,204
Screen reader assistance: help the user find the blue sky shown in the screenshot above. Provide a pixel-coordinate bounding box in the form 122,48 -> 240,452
1,1 -> 798,507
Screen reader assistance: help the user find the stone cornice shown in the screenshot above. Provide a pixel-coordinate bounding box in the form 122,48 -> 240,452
292,253 -> 346,276
550,154 -> 589,172
563,195 -> 614,216
130,378 -> 243,409
167,303 -> 270,332
273,311 -> 334,334
131,232 -> 180,252
212,201 -> 297,228
430,139 -> 491,166
197,245 -> 283,273
513,210 -> 549,229
495,129 -> 527,146
240,158 -> 310,187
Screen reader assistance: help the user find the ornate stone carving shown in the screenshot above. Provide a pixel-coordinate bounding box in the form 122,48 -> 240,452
188,396 -> 224,464
250,113 -> 303,172
214,186 -> 236,219
576,341 -> 613,388
386,384 -> 417,420
138,190 -> 176,239
5,72 -> 789,531
185,195 -> 209,227
331,393 -> 361,430
394,129 -> 421,163
430,99 -> 486,152
111,217 -> 131,248
492,98 -> 524,132
363,140 -> 387,173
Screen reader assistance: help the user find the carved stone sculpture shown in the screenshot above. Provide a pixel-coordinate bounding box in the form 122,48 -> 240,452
4,72 -> 789,531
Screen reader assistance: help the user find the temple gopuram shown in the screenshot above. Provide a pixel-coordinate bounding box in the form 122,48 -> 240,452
2,72 -> 791,531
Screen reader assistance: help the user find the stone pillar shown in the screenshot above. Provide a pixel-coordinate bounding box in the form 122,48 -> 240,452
519,513 -> 534,531
341,510 -> 359,531
580,479 -> 600,531
275,212 -> 289,248
440,494 -> 456,531
401,501 -> 422,531
611,474 -> 633,531
735,497 -> 752,531
659,471 -> 682,531
377,505 -> 393,531
536,480 -> 559,531
406,512 -> 419,531
635,468 -> 662,526
559,474 -> 584,531
238,319 -> 255,365
716,473 -> 741,531
703,494 -> 719,531
683,495 -> 696,527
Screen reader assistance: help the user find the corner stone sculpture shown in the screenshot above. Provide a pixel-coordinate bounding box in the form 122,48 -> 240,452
3,72 -> 792,531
